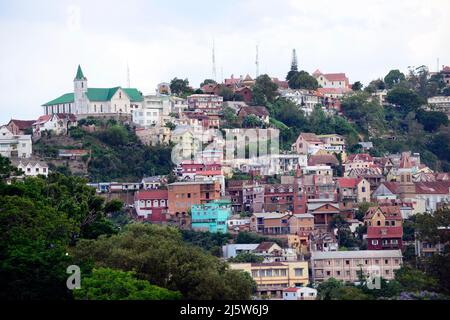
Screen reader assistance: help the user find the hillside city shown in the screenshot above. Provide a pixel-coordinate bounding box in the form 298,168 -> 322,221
1,51 -> 450,301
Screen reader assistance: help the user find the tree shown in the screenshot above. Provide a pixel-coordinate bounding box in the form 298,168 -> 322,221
394,266 -> 439,293
73,268 -> 182,300
288,71 -> 319,90
218,86 -> 235,101
384,69 -> 406,89
200,79 -> 217,88
386,86 -> 425,114
242,115 -> 264,128
252,74 -> 278,105
364,79 -> 385,93
317,278 -> 343,300
0,155 -> 21,180
71,223 -> 256,299
0,194 -> 74,300
352,81 -> 363,91
416,110 -> 449,132
170,78 -> 193,96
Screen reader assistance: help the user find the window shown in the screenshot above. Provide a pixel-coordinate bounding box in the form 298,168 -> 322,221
372,240 -> 378,245
294,268 -> 303,277
345,260 -> 350,265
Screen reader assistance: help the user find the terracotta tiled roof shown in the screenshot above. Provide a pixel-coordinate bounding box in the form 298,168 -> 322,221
322,73 -> 348,82
238,106 -> 269,118
336,177 -> 359,188
8,119 -> 35,130
399,152 -> 413,169
135,190 -> 168,200
255,242 -> 278,252
365,206 -> 402,220
308,154 -> 339,166
367,226 -> 403,239
347,153 -> 373,162
415,181 -> 450,194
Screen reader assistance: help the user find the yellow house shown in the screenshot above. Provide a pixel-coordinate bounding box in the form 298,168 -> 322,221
229,261 -> 309,298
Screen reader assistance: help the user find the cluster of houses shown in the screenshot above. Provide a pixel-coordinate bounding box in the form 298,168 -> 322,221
2,64 -> 450,299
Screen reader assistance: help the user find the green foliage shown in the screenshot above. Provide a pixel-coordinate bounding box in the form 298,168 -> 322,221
252,74 -> 278,105
0,193 -> 73,300
352,81 -> 363,91
242,114 -> 264,128
235,232 -> 285,247
341,92 -> 385,135
200,79 -> 217,88
229,252 -> 264,263
394,266 -> 439,293
384,69 -> 406,89
416,109 -> 448,132
181,229 -> 232,257
287,71 -> 319,90
75,123 -> 173,181
0,155 -> 21,180
222,107 -> 241,128
170,77 -> 193,97
73,268 -> 181,300
71,223 -> 256,299
218,86 -> 235,101
386,86 -> 425,114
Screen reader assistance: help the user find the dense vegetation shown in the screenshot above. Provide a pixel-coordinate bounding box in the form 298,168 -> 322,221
0,159 -> 256,300
70,119 -> 174,181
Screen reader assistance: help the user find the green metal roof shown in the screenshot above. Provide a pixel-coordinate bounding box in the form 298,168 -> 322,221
43,87 -> 143,106
74,65 -> 86,80
43,93 -> 74,106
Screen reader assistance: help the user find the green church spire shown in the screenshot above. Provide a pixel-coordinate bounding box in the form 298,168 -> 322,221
74,65 -> 86,80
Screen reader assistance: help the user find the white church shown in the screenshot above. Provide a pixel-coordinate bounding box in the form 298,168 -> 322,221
42,65 -> 144,117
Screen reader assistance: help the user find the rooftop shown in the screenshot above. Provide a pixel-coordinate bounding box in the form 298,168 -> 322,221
311,250 -> 402,260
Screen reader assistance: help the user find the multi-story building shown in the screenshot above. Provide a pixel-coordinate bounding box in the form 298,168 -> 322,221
311,250 -> 403,283
132,95 -> 172,126
187,94 -> 223,114
263,184 -> 294,213
344,153 -> 374,172
312,70 -> 350,89
135,126 -> 171,146
365,206 -> 403,250
6,119 -> 35,135
240,182 -> 265,213
229,261 -> 309,298
250,212 -> 291,235
191,199 -> 231,233
279,89 -> 322,115
167,180 -> 221,224
134,190 -> 168,222
336,177 -> 371,204
0,125 -> 32,158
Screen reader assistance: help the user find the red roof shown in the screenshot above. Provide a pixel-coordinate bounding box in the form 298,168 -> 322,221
284,287 -> 300,293
365,206 -> 402,220
367,226 -> 403,239
308,154 -> 339,166
337,177 -> 360,188
8,119 -> 35,130
399,152 -> 413,169
347,153 -> 374,162
415,181 -> 450,194
135,190 -> 168,200
322,73 -> 348,82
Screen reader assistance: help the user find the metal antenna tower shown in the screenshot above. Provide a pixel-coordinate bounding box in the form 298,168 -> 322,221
127,62 -> 130,88
212,39 -> 217,81
255,44 -> 259,78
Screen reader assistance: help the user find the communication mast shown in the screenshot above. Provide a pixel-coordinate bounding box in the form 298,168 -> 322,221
212,39 -> 217,81
255,44 -> 260,78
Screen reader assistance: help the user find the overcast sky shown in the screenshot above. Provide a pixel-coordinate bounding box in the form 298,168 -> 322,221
0,0 -> 449,124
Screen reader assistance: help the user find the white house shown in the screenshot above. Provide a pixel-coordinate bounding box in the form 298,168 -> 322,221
133,95 -> 173,126
32,113 -> 77,137
42,65 -> 143,117
283,287 -> 317,300
11,159 -> 49,177
279,89 -> 322,115
0,126 -> 32,158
